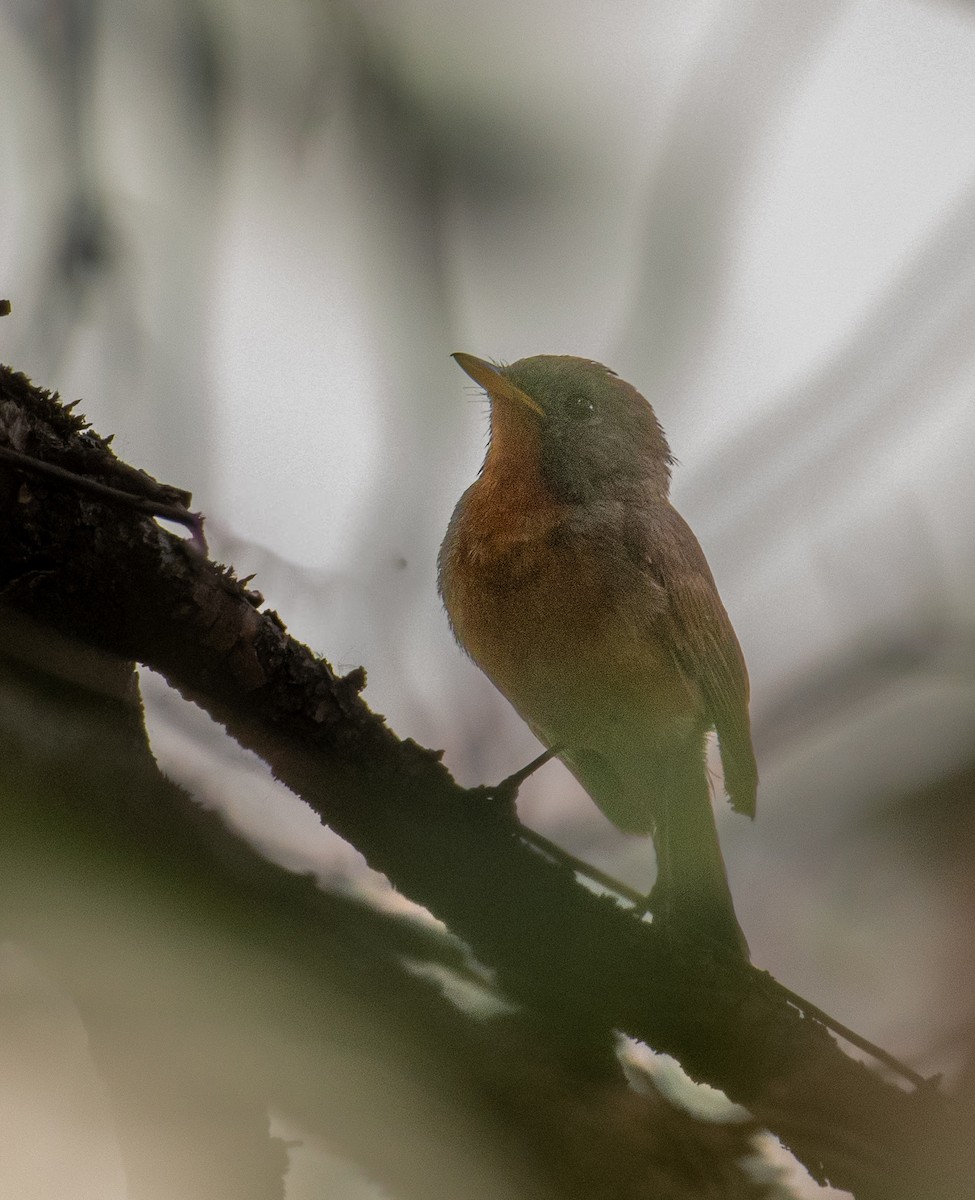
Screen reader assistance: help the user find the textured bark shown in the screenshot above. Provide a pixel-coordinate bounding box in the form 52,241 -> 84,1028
1,361 -> 970,1199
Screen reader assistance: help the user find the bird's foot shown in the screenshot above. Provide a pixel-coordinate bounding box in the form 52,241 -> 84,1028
466,746 -> 561,825
489,746 -> 561,809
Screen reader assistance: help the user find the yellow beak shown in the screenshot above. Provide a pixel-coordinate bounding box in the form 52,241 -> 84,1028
452,353 -> 545,417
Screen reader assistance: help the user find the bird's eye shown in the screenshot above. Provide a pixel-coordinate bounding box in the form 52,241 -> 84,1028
565,394 -> 595,420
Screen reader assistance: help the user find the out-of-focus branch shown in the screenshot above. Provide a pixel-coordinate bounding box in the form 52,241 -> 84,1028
2,615 -> 769,1200
0,361 -> 969,1200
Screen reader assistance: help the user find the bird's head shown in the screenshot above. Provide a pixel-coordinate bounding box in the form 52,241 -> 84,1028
453,353 -> 674,504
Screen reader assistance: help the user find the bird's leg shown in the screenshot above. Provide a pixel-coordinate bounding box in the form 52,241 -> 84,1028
632,857 -> 666,922
479,747 -> 645,905
642,794 -> 673,924
467,747 -> 561,826
488,745 -> 561,809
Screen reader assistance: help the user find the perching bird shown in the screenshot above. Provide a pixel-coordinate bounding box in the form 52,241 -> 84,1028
438,353 -> 756,959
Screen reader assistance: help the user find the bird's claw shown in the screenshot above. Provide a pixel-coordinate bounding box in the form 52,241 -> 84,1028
490,746 -> 560,805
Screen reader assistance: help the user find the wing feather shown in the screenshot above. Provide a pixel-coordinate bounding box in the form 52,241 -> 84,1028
649,507 -> 757,816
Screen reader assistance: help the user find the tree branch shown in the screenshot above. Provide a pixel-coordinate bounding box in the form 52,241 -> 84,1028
1,361 -> 969,1199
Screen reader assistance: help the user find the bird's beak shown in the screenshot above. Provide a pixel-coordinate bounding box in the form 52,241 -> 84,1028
452,353 -> 545,417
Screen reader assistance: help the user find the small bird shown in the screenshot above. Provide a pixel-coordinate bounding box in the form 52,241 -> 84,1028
439,353 -> 756,959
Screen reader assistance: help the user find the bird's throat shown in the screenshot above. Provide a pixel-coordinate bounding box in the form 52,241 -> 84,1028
480,399 -> 552,506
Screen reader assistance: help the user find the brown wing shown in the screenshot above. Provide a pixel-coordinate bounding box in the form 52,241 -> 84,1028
650,506 -> 757,816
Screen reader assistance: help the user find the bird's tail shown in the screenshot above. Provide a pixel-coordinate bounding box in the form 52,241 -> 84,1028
651,759 -> 749,960
564,744 -> 750,960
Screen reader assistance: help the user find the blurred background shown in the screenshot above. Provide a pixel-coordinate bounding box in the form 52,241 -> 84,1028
2,0 -> 975,1196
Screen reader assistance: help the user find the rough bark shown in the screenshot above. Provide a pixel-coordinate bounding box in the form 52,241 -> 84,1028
1,361 -> 970,1199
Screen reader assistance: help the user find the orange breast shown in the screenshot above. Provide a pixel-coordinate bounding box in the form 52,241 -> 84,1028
440,466 -> 700,750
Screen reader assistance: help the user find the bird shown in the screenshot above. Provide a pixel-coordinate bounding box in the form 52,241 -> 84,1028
438,353 -> 756,959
